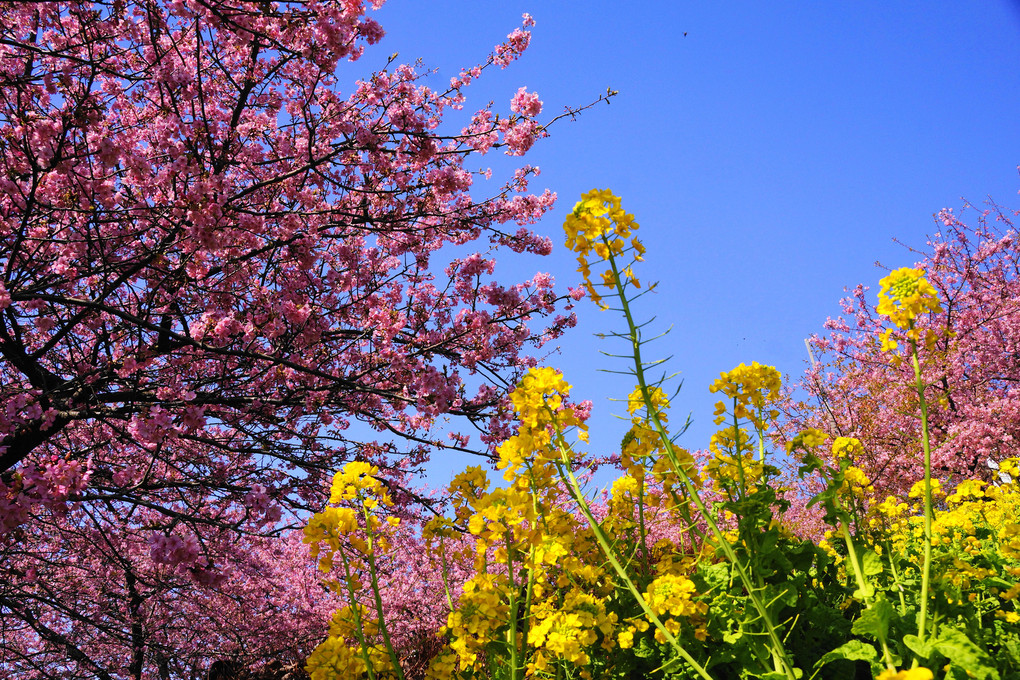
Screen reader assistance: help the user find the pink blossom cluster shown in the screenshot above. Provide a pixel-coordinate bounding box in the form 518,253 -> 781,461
149,532 -> 201,566
0,456 -> 92,532
510,86 -> 543,118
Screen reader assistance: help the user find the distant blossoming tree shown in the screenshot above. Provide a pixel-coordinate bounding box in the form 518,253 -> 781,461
785,195 -> 1020,497
0,1 -> 603,676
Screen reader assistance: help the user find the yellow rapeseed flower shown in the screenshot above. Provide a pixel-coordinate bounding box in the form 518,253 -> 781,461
709,362 -> 782,429
876,267 -> 942,331
786,428 -> 828,455
563,189 -> 642,309
909,478 -> 944,500
876,667 -> 933,680
831,436 -> 864,460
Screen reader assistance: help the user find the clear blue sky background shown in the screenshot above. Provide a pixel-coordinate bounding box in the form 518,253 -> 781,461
364,1 -> 1020,487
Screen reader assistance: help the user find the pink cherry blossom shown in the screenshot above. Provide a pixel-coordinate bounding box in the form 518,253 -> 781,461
510,86 -> 544,118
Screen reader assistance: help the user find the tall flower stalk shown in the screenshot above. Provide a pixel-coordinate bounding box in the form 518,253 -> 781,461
563,189 -> 799,679
876,268 -> 944,645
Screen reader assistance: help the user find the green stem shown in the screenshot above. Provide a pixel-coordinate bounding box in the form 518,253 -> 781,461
359,505 -> 406,680
337,548 -> 379,680
838,522 -> 896,670
436,538 -> 456,615
731,401 -> 750,502
757,411 -> 767,463
910,339 -> 935,644
636,473 -> 651,577
503,529 -> 521,680
885,540 -> 908,615
727,405 -> 778,674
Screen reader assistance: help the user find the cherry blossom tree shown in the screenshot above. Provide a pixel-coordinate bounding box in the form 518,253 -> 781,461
785,194 -> 1020,497
0,1 -> 602,676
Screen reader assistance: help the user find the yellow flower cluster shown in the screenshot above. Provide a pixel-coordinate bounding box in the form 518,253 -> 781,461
999,457 -> 1020,483
908,478 -> 944,502
870,495 -> 910,533
306,606 -> 400,680
306,634 -> 398,680
527,590 -> 616,671
877,267 -> 942,328
303,462 -> 406,680
329,461 -> 393,507
442,465 -> 488,528
627,384 -> 671,421
563,188 -> 643,309
444,574 -> 511,667
831,436 -> 864,460
303,462 -> 399,571
615,384 -> 700,520
616,618 -> 650,649
703,363 -> 782,497
709,362 -> 782,429
437,509 -> 614,677
498,367 -> 587,480
876,267 -> 942,352
869,462 -> 1020,630
643,554 -> 709,643
789,421 -> 1020,651
417,364 -> 712,680
876,668 -> 933,680
839,464 -> 874,500
420,369 -> 617,678
509,367 -> 572,430
645,574 -> 699,624
786,428 -> 828,455
705,427 -> 763,493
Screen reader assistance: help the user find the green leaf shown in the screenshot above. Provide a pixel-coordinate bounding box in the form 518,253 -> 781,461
815,639 -> 878,669
722,628 -> 743,645
632,636 -> 657,659
759,671 -> 803,680
931,628 -> 1000,680
862,550 -> 883,576
901,634 -> 933,660
785,540 -> 819,572
851,597 -> 892,642
699,561 -> 730,591
852,584 -> 876,600
1002,635 -> 1020,667
759,528 -> 779,553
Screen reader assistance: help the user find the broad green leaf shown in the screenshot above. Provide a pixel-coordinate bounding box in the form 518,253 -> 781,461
851,597 -> 892,641
759,671 -> 803,680
630,634 -> 659,659
932,628 -> 1000,680
815,639 -> 878,669
853,584 -> 876,600
759,528 -> 779,553
862,550 -> 883,576
700,561 -> 730,590
902,634 -> 933,659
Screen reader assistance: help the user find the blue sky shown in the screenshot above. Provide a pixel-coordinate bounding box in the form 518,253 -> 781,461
366,1 -> 1020,486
